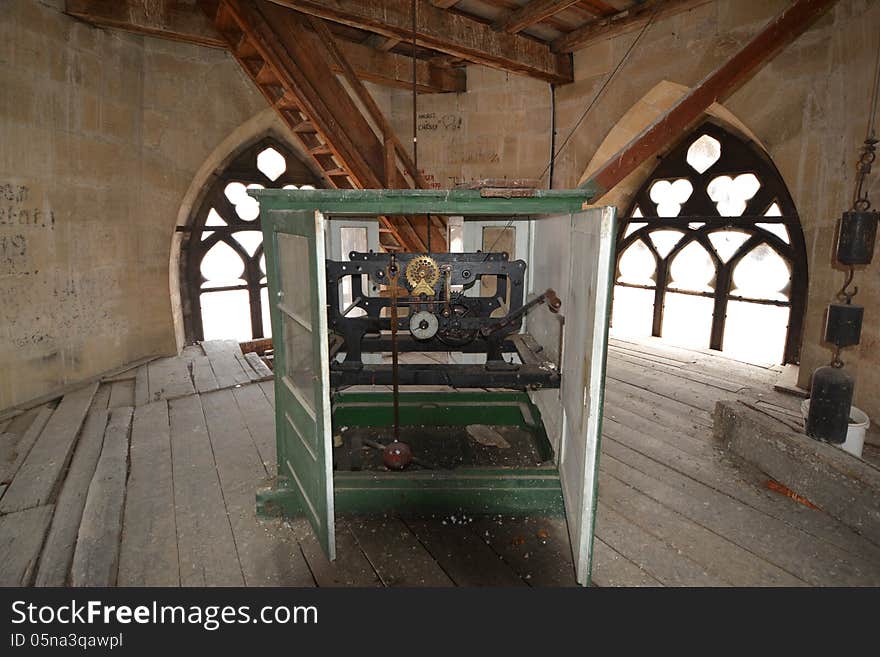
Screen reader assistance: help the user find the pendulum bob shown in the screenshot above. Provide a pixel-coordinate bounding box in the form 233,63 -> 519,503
824,303 -> 863,348
383,441 -> 413,470
806,365 -> 854,444
837,210 -> 878,265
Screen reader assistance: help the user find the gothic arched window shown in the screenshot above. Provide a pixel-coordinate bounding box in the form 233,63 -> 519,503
611,121 -> 808,365
181,136 -> 322,342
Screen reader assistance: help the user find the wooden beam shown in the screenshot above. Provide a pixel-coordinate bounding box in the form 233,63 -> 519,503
65,0 -> 463,92
552,0 -> 711,53
334,39 -> 466,93
494,0 -> 583,34
430,0 -> 461,8
581,0 -> 840,201
268,0 -> 573,83
66,0 -> 225,47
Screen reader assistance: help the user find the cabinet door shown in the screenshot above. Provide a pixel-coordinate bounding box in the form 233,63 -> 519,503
263,209 -> 335,559
559,207 -> 616,585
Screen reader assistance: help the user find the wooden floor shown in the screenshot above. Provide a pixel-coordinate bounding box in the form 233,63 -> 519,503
1,336 -> 879,587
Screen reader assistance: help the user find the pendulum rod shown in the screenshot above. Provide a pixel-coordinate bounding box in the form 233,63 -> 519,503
388,255 -> 401,442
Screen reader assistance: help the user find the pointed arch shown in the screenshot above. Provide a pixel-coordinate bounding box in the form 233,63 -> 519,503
613,120 -> 808,365
178,133 -> 323,343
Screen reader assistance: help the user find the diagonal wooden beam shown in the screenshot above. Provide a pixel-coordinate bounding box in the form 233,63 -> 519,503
580,0 -> 840,201
64,0 -> 464,92
494,0 -> 583,34
268,0 -> 573,83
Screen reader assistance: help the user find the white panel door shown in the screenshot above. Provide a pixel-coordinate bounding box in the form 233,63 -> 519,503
558,207 -> 616,586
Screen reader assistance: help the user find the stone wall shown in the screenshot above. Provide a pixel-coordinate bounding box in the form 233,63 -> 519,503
0,0 -> 269,410
401,0 -> 880,422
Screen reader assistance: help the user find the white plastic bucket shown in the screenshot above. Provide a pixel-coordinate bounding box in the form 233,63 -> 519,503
800,399 -> 871,459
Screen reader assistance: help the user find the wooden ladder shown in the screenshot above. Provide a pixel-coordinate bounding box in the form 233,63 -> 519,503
199,0 -> 446,253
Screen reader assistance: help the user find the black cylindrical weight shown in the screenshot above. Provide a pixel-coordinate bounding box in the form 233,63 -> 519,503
824,303 -> 864,347
805,365 -> 854,444
836,210 -> 878,265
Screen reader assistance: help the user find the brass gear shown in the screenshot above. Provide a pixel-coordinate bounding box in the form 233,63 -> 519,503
405,256 -> 440,296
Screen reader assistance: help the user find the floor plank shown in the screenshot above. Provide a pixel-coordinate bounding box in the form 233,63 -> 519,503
0,405 -> 52,485
203,340 -> 251,388
259,380 -> 275,408
295,520 -> 377,587
108,379 -> 135,409
201,389 -> 313,586
71,407 -> 133,587
232,384 -> 276,475
347,516 -> 455,587
118,401 -> 179,586
600,451 -> 880,586
598,470 -> 806,586
35,407 -> 110,587
169,394 -> 244,586
134,366 -> 149,406
0,384 -> 97,513
148,356 -> 195,402
0,505 -> 55,586
469,516 -> 577,587
404,517 -> 527,586
591,538 -> 662,587
191,356 -> 220,394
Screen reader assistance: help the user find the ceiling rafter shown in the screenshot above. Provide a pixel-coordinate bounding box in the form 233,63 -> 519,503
267,0 -> 573,83
493,1 -> 584,34
64,0 -> 464,93
552,0 -> 713,53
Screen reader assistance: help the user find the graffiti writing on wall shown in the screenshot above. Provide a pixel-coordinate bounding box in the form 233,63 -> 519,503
0,183 -> 55,228
417,112 -> 462,132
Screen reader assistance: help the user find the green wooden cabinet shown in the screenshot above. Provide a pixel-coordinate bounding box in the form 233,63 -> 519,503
255,188 -> 615,585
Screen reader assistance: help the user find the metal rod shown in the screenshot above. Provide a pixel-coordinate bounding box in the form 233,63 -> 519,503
388,256 -> 400,442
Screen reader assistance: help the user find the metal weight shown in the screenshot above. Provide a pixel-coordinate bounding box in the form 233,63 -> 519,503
824,303 -> 864,347
805,365 -> 854,444
837,210 -> 878,265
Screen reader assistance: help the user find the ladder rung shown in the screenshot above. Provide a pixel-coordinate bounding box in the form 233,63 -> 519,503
292,121 -> 316,133
309,145 -> 333,155
324,168 -> 350,176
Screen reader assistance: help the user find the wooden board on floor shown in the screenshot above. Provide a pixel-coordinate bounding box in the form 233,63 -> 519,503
294,519 -> 377,587
0,505 -> 55,586
118,401 -> 179,587
600,450 -> 880,586
243,351 -> 273,379
597,470 -> 805,586
191,356 -> 220,394
347,517 -> 454,587
108,379 -> 135,409
147,356 -> 195,402
232,384 -> 276,475
71,407 -> 133,587
0,384 -> 98,514
259,380 -> 275,408
202,340 -> 251,388
404,517 -> 527,586
134,366 -> 149,406
468,516 -> 577,587
0,405 -> 52,485
169,394 -> 244,586
591,538 -> 662,587
201,389 -> 313,586
35,408 -> 110,587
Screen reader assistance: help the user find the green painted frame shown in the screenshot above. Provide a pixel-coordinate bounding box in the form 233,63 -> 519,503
256,189 -> 611,585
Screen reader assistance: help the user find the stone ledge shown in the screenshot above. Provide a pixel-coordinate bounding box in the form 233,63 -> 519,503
713,401 -> 880,547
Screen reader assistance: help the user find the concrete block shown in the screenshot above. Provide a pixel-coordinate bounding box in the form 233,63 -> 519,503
714,401 -> 880,546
